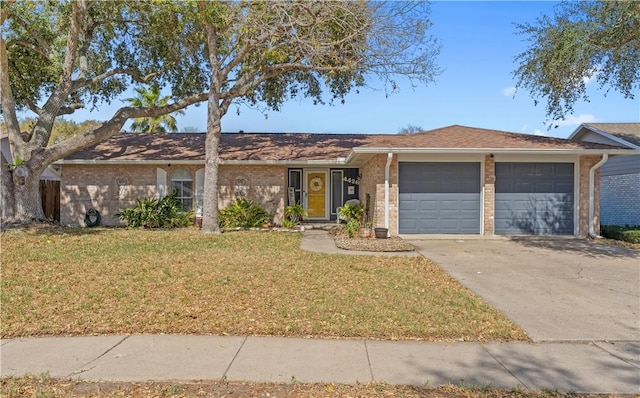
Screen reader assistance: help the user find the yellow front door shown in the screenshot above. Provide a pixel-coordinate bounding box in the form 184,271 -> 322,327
307,172 -> 326,218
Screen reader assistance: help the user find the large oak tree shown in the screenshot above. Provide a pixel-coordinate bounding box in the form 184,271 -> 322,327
513,1 -> 640,124
192,1 -> 441,233
1,1 -> 440,230
1,0 -> 207,224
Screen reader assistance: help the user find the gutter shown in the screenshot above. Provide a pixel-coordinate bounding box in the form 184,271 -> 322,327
588,154 -> 608,238
351,147 -> 637,156
55,159 -> 349,166
384,152 -> 393,236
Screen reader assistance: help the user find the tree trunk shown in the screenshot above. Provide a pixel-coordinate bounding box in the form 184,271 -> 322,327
1,166 -> 46,224
1,152 -> 16,222
200,91 -> 223,234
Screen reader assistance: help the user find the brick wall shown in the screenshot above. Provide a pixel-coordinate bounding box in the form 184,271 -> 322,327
483,155 -> 495,235
359,154 -> 398,235
61,164 -> 286,226
600,173 -> 640,226
60,164 -> 158,226
218,164 -> 286,224
578,155 -> 602,236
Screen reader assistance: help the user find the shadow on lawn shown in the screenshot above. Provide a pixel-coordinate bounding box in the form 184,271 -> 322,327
1,224 -> 120,236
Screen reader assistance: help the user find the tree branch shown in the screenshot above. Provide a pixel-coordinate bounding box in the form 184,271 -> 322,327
42,92 -> 208,165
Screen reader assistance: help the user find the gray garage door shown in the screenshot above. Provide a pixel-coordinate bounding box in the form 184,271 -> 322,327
495,162 -> 574,235
399,162 -> 481,234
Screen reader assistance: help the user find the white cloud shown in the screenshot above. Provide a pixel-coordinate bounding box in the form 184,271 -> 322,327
553,114 -> 597,127
533,129 -> 545,136
582,69 -> 598,85
503,86 -> 516,97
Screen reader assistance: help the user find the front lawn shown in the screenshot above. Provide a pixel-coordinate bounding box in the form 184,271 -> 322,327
1,227 -> 527,341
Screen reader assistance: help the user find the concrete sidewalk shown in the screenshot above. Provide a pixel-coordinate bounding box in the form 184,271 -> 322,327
1,335 -> 639,393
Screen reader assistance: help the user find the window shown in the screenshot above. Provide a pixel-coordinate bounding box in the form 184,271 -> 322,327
170,168 -> 193,211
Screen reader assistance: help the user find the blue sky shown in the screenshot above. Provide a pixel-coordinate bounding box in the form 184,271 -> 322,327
69,1 -> 639,139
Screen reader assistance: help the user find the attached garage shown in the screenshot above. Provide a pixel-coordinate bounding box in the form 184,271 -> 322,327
399,162 -> 481,234
495,162 -> 574,235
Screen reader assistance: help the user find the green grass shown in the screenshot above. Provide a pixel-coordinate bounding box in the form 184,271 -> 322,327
1,227 -> 527,341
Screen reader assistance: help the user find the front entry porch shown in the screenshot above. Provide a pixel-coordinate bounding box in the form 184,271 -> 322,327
288,168 -> 360,222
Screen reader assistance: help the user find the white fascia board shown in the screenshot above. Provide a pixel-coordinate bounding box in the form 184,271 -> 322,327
55,159 -> 205,165
351,147 -> 639,155
220,159 -> 347,166
55,159 -> 349,166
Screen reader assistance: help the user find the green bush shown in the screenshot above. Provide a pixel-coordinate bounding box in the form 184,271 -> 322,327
600,225 -> 640,243
284,203 -> 307,227
116,191 -> 194,228
219,197 -> 270,228
621,230 -> 640,244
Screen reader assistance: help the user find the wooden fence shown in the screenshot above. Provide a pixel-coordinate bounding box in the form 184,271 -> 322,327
40,180 -> 60,222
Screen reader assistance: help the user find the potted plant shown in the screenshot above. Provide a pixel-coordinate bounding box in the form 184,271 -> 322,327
359,221 -> 373,239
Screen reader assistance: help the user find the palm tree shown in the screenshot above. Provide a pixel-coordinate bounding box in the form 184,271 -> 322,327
125,85 -> 184,133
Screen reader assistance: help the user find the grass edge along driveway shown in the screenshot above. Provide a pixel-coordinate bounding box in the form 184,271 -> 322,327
1,228 -> 528,342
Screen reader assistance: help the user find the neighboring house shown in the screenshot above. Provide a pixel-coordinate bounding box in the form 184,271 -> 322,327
1,132 -> 61,181
57,125 -> 636,236
570,123 -> 640,227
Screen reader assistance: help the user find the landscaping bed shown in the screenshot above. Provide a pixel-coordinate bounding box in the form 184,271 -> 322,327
333,234 -> 415,252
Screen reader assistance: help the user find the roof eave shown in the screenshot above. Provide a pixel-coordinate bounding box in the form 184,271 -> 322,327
55,159 -> 349,166
351,147 -> 639,155
569,124 -> 640,149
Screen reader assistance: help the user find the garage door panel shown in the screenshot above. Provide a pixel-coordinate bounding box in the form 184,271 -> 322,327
399,192 -> 480,234
399,163 -> 481,234
496,191 -> 574,235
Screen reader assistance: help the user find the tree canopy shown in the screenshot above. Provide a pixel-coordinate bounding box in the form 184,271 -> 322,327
513,1 -> 640,124
1,0 -> 441,227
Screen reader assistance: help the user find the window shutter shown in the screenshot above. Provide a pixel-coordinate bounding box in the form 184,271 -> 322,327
195,168 -> 205,217
156,168 -> 167,199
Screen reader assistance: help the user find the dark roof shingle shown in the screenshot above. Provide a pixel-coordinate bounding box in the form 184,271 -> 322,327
64,125 -> 626,162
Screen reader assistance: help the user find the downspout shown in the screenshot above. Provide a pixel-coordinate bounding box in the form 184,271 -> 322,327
384,152 -> 393,236
588,154 -> 608,238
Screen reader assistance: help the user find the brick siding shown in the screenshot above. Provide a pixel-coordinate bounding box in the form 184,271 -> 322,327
600,173 -> 640,226
359,154 -> 398,235
578,156 -> 601,236
61,164 -> 286,226
483,155 -> 495,235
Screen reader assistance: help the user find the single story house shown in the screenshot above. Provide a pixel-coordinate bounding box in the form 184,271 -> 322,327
569,123 -> 640,226
57,125 -> 636,236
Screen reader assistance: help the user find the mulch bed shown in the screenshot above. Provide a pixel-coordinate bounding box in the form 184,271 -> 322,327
332,234 -> 415,252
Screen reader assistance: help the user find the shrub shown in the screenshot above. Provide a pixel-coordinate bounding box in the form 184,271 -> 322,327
219,197 -> 270,228
282,219 -> 298,229
284,203 -> 307,226
621,230 -> 640,244
338,203 -> 364,238
116,192 -> 194,228
600,225 -> 640,243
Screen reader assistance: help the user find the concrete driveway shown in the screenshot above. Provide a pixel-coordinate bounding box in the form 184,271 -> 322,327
405,237 -> 640,342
